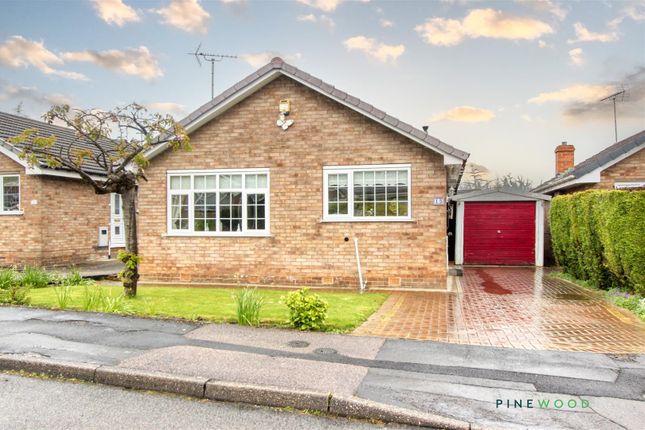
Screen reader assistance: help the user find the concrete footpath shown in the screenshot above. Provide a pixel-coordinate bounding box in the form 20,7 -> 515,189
1,307 -> 644,429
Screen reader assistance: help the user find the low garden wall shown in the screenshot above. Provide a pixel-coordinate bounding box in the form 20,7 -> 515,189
550,190 -> 644,294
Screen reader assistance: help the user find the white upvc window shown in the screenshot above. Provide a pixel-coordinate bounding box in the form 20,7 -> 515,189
323,164 -> 411,222
0,174 -> 20,214
167,169 -> 269,236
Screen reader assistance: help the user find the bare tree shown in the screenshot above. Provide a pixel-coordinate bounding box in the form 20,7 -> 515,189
10,104 -> 190,296
459,163 -> 533,192
492,173 -> 533,191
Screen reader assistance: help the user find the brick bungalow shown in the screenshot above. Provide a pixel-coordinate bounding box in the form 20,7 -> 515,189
0,112 -> 124,266
138,57 -> 469,289
533,130 -> 645,195
533,130 -> 644,263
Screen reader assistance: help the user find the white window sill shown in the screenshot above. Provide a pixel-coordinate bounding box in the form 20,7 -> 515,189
163,232 -> 272,238
0,211 -> 24,216
320,217 -> 414,223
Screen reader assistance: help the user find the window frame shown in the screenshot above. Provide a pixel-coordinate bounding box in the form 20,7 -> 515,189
322,164 -> 412,222
166,168 -> 270,237
0,174 -> 21,215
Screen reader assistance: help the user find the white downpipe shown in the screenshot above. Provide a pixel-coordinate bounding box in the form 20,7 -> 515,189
354,238 -> 367,292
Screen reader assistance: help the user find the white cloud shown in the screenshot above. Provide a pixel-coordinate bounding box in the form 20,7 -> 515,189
519,0 -> 567,21
415,8 -> 553,46
297,14 -> 317,22
239,52 -> 302,68
91,0 -> 141,27
343,36 -> 405,64
297,13 -> 335,30
154,0 -> 210,34
537,39 -> 549,48
296,0 -> 343,12
568,48 -> 584,66
62,46 -> 162,80
431,106 -> 496,122
0,36 -> 87,80
567,22 -> 618,43
144,102 -> 186,115
528,84 -> 615,104
380,19 -> 394,28
609,2 -> 645,28
0,82 -> 73,106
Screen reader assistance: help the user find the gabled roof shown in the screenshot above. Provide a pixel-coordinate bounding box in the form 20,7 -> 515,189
451,188 -> 551,202
0,111 -> 113,177
146,57 -> 469,165
533,130 -> 645,194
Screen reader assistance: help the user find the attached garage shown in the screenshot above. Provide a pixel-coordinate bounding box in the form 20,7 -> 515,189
452,190 -> 551,266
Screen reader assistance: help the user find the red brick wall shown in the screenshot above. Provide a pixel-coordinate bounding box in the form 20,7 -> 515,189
138,76 -> 450,289
598,148 -> 644,189
0,155 -> 42,265
556,148 -> 644,194
0,153 -> 111,266
39,176 -> 111,265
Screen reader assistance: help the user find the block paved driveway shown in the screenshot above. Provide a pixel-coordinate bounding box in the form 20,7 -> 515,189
353,267 -> 645,353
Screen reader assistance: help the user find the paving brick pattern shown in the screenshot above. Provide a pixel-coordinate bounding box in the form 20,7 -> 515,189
354,267 -> 645,353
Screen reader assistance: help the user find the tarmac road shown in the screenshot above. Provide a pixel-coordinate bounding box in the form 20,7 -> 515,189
0,373 -> 411,430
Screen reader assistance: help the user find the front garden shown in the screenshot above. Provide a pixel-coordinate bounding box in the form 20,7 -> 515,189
0,266 -> 388,332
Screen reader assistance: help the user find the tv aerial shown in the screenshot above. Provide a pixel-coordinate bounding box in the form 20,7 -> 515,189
188,43 -> 237,99
599,86 -> 627,143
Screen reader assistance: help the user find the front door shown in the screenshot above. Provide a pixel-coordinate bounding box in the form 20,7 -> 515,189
110,193 -> 125,248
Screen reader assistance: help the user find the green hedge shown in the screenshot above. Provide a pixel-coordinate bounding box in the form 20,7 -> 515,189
550,190 -> 644,294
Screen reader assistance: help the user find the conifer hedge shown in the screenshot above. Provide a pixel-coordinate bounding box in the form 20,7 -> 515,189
550,190 -> 644,294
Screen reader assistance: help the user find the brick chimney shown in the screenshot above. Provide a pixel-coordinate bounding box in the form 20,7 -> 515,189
555,141 -> 575,174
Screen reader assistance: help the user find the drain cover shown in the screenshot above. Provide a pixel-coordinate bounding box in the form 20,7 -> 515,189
313,348 -> 338,355
287,340 -> 310,348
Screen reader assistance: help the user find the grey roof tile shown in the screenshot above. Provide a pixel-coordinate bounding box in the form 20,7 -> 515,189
410,129 -> 426,140
168,56 -> 469,162
357,101 -> 373,112
397,123 -> 413,134
369,107 -> 386,120
383,115 -> 399,127
331,88 -> 348,100
319,82 -> 335,93
533,130 -> 645,192
345,94 -> 360,106
282,63 -> 297,75
0,111 -> 119,175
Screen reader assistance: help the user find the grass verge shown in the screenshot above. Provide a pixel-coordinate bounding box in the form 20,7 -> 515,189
28,285 -> 388,332
549,271 -> 645,322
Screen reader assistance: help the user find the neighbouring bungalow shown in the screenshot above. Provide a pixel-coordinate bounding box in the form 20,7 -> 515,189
138,57 -> 470,289
0,112 -> 124,266
533,130 -> 645,195
533,130 -> 645,263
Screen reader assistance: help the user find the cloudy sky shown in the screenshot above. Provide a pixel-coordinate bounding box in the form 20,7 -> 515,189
0,0 -> 643,184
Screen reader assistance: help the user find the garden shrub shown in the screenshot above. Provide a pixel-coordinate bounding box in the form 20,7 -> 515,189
82,285 -> 105,311
235,288 -> 264,326
58,268 -> 92,287
285,288 -> 328,331
20,266 -> 53,289
53,284 -> 73,309
0,267 -> 18,290
0,285 -> 30,305
550,190 -> 644,294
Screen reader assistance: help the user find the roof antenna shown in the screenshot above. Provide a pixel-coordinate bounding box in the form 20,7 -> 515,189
188,43 -> 238,100
599,86 -> 626,143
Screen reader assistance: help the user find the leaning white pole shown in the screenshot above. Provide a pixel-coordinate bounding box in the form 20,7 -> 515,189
354,237 -> 366,292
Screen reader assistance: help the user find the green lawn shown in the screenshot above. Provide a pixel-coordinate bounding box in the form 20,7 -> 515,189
28,285 -> 388,332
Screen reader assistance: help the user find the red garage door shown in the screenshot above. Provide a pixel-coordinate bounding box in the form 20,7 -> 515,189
464,202 -> 535,265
